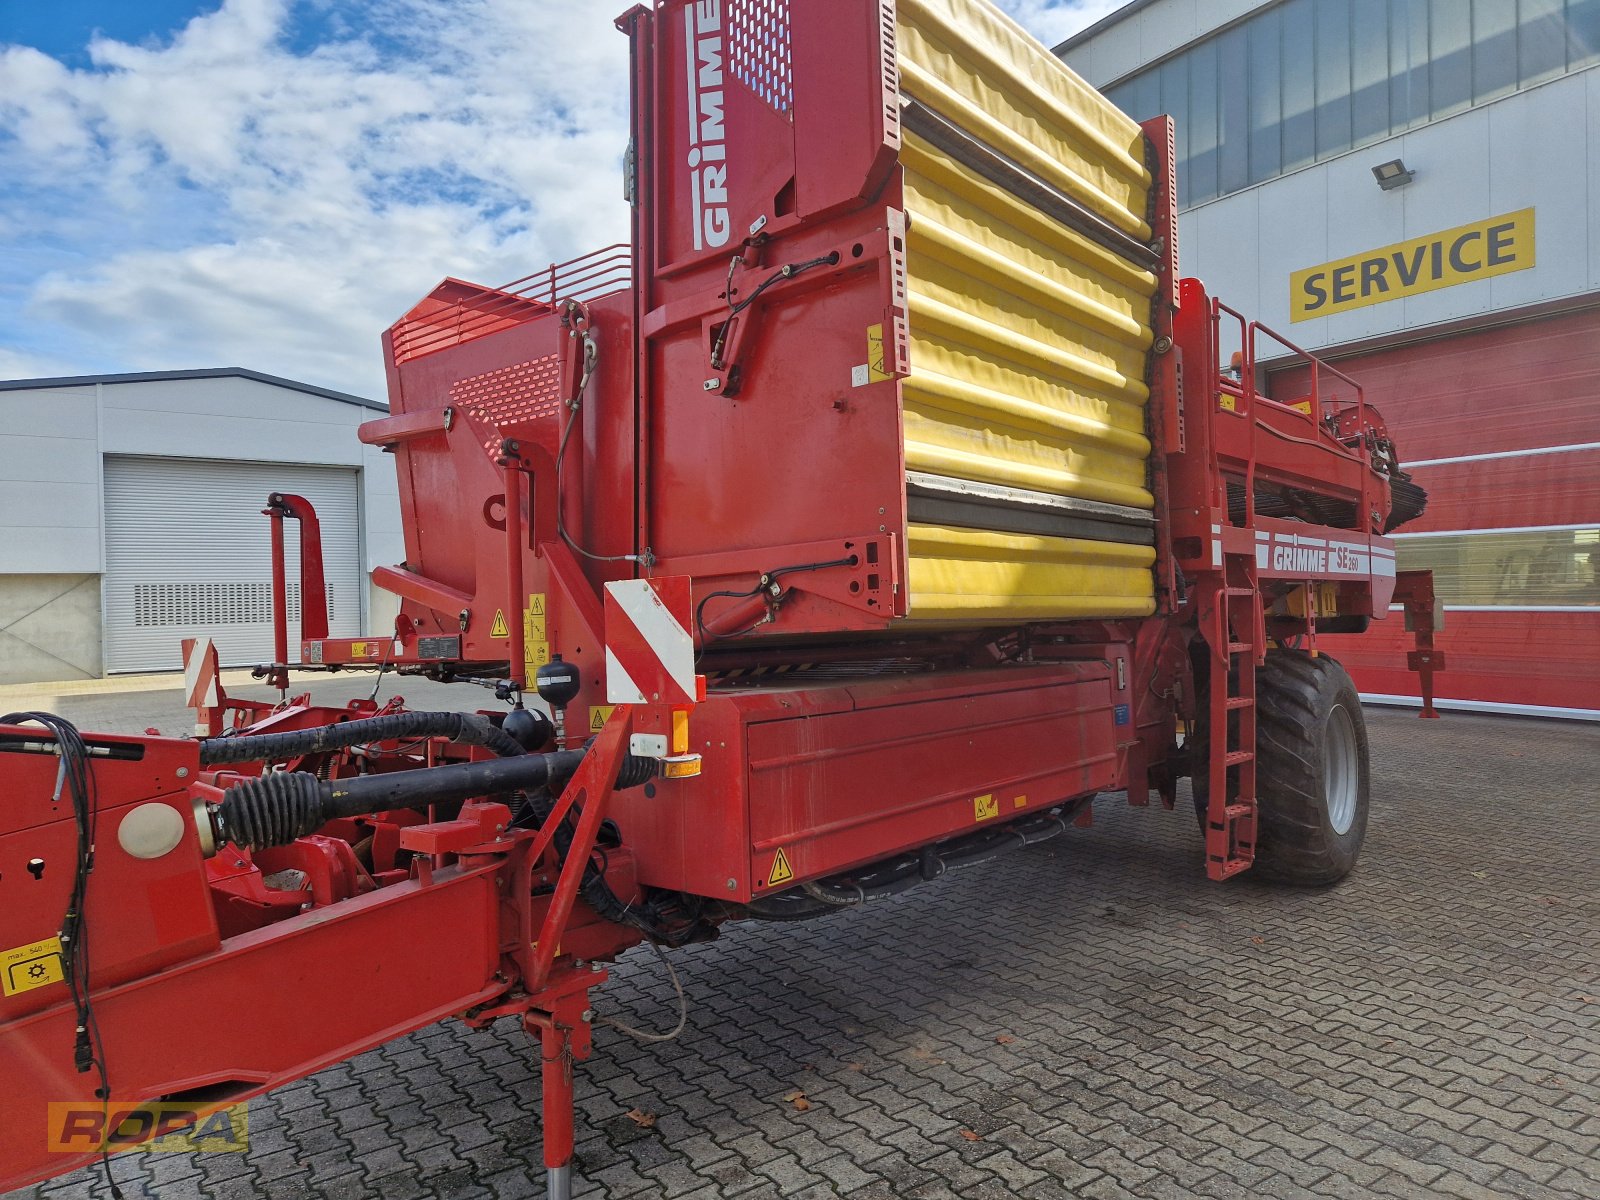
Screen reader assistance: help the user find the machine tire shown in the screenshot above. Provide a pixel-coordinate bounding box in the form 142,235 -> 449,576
1193,650 -> 1370,885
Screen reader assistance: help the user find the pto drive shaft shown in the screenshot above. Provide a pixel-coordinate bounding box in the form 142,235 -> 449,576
207,748 -> 655,853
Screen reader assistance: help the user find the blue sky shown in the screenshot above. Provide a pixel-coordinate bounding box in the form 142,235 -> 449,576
0,0 -> 1121,398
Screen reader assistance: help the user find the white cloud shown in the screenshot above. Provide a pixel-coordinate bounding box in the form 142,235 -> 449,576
0,345 -> 81,381
998,1 -> 1130,47
0,0 -> 1130,398
1,0 -> 631,397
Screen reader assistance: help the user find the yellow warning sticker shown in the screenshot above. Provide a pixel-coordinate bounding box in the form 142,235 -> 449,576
350,641 -> 367,657
2,935 -> 65,997
589,705 -> 616,732
1013,795 -> 1028,809
865,323 -> 894,383
525,643 -> 551,671
767,847 -> 795,887
973,794 -> 999,822
523,611 -> 547,642
527,593 -> 546,617
490,610 -> 510,639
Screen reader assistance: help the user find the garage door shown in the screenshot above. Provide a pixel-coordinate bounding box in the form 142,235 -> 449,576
104,457 -> 364,673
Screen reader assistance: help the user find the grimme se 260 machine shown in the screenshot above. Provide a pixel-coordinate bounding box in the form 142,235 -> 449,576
1,2 -> 1442,1195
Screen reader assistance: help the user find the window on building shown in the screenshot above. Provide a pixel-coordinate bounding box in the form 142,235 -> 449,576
1394,528 -> 1600,607
1101,0 -> 1600,208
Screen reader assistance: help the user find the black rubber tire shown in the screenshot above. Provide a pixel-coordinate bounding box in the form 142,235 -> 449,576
1193,650 -> 1370,885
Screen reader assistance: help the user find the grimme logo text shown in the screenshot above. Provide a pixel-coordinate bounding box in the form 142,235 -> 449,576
685,1 -> 730,250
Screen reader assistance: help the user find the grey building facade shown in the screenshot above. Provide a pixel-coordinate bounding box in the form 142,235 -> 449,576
0,369 -> 402,683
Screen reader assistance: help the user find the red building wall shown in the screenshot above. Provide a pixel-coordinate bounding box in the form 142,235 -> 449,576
1269,307 -> 1600,717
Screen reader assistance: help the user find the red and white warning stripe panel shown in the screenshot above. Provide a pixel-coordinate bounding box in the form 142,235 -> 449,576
181,636 -> 222,735
604,577 -> 699,706
182,637 -> 220,709
1255,530 -> 1397,578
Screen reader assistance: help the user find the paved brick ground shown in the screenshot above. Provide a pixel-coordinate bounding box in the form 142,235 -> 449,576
14,707 -> 1599,1199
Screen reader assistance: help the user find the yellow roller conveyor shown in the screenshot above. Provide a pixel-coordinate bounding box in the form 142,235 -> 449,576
895,0 -> 1159,624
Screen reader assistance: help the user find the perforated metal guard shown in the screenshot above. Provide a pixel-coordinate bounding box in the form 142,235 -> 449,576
449,354 -> 563,454
728,0 -> 792,113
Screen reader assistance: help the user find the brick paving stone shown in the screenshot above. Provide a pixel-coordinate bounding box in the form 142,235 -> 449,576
12,709 -> 1597,1198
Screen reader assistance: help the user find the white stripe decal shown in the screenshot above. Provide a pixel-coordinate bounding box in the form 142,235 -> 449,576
182,636 -> 210,696
610,582 -> 698,702
1393,523 -> 1598,538
605,647 -> 647,705
684,5 -> 702,251
1392,603 -> 1600,613
1361,693 -> 1600,723
1407,441 -> 1600,468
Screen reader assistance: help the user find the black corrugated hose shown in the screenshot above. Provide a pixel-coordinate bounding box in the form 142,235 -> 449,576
198,710 -> 526,765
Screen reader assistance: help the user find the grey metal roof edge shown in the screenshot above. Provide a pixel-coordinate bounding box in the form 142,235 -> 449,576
0,367 -> 387,411
1052,0 -> 1155,55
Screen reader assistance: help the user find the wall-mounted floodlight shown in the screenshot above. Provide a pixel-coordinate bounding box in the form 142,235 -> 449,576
1372,158 -> 1415,190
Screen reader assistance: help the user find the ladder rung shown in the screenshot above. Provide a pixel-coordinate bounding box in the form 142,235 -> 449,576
1225,697 -> 1254,709
1227,642 -> 1252,654
1224,802 -> 1255,817
1223,586 -> 1255,596
1223,750 -> 1254,767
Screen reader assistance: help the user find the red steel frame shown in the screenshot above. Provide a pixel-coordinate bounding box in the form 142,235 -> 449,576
0,3 -> 1442,1194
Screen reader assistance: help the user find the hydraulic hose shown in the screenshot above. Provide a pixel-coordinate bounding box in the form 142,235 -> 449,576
198,710 -> 526,765
210,747 -> 656,851
742,805 -> 1084,921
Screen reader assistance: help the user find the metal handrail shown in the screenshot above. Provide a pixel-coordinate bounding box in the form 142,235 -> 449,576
392,245 -> 632,365
1212,297 -> 1257,525
1246,319 -> 1372,531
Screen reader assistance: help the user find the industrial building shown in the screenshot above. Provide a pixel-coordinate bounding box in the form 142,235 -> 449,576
0,369 -> 401,683
1060,0 -> 1600,719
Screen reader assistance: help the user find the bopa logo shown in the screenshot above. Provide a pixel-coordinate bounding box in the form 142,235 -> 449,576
46,1102 -> 249,1155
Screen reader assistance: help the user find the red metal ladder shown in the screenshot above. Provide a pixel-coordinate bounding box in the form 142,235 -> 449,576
1205,551 -> 1260,880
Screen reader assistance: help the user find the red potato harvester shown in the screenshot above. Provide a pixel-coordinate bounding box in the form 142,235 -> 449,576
0,2 -> 1440,1196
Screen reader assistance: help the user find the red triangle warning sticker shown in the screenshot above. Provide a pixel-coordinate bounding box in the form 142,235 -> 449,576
490,609 -> 509,638
766,847 -> 795,888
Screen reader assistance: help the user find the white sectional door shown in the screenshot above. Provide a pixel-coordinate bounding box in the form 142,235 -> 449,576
103,456 -> 363,672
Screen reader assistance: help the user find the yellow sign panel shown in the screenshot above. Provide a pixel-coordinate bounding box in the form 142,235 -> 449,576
1291,208 -> 1535,322
490,609 -> 509,638
527,593 -> 545,617
589,704 -> 616,732
865,324 -> 894,383
767,847 -> 795,887
973,794 -> 998,822
2,936 -> 65,997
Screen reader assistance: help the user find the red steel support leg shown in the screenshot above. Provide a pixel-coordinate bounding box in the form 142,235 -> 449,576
503,453 -> 527,688
266,505 -> 290,693
523,974 -> 601,1200
1396,570 -> 1444,719
531,1004 -> 576,1199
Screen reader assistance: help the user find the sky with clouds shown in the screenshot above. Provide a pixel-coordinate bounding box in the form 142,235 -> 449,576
0,0 -> 1126,399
